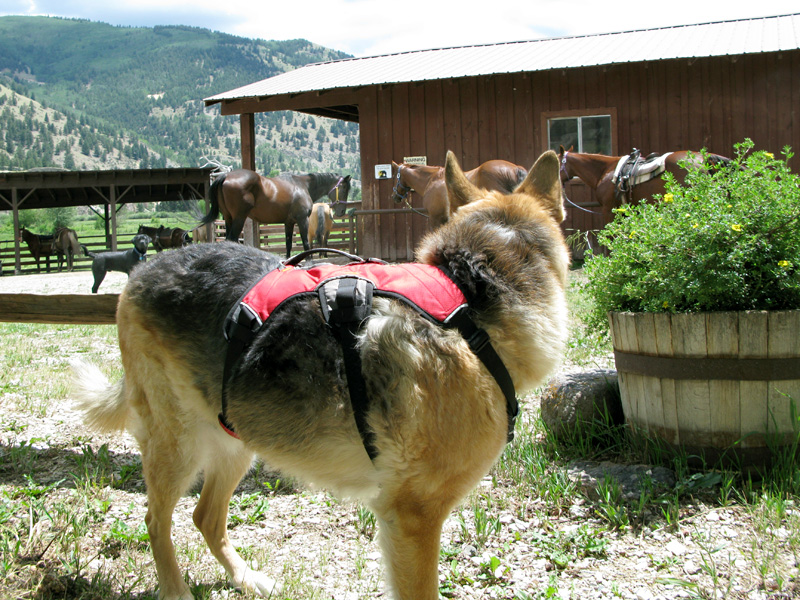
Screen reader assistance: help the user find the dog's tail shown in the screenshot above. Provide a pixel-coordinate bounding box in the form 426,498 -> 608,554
70,359 -> 130,432
81,244 -> 95,258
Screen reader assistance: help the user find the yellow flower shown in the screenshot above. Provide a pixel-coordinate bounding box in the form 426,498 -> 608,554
779,260 -> 791,268
765,152 -> 774,159
663,301 -> 669,309
731,224 -> 742,232
692,223 -> 699,229
629,231 -> 636,238
663,193 -> 674,203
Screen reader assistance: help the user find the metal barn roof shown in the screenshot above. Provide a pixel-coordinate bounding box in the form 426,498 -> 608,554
205,13 -> 800,105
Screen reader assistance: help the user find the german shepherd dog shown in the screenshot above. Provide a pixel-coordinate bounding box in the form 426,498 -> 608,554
72,150 -> 570,600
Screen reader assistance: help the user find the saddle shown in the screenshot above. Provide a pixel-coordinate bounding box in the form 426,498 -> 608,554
612,149 -> 673,202
220,248 -> 518,461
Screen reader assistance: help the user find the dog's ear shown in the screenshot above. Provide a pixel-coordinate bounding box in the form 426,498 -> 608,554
445,151 -> 483,206
516,150 -> 565,223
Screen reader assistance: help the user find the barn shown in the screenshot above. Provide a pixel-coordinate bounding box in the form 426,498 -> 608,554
204,13 -> 800,262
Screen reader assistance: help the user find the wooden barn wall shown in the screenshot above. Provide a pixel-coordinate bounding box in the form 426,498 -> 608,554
355,51 -> 798,261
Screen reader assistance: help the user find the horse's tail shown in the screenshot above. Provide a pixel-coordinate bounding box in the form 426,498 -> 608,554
314,204 -> 327,246
81,244 -> 95,258
201,173 -> 226,225
67,229 -> 81,255
70,359 -> 131,432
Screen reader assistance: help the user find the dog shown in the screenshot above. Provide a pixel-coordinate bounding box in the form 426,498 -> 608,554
83,233 -> 151,293
71,150 -> 570,600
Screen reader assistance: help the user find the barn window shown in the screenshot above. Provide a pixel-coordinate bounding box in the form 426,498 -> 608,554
547,115 -> 612,154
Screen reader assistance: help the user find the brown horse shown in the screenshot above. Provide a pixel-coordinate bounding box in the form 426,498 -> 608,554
557,146 -> 732,223
19,227 -> 56,272
137,225 -> 192,252
391,159 -> 528,229
202,170 -> 352,257
54,227 -> 81,272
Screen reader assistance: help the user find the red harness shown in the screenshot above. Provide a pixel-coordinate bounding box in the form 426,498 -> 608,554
221,252 -> 518,459
239,261 -> 467,328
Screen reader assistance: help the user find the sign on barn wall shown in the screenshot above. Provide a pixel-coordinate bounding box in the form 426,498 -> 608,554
403,156 -> 427,165
374,164 -> 391,179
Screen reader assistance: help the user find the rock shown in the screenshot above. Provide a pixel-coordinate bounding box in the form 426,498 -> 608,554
567,461 -> 677,501
540,369 -> 624,436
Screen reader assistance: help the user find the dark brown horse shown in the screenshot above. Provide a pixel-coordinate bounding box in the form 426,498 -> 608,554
137,225 -> 192,252
557,146 -> 732,223
19,227 -> 56,272
391,159 -> 528,229
201,170 -> 352,257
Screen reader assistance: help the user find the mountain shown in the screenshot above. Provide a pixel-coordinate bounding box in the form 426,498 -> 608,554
0,16 -> 361,187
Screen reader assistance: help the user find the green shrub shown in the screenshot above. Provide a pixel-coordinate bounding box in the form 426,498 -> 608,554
583,139 -> 800,329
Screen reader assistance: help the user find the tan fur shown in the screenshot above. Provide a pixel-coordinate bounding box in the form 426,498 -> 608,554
72,150 -> 570,600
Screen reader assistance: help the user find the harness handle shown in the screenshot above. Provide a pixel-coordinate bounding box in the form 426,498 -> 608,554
283,248 -> 386,266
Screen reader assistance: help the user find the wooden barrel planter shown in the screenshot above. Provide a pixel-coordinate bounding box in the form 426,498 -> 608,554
609,310 -> 800,467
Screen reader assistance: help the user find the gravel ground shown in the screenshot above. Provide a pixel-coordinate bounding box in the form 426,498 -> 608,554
1,270 -> 797,600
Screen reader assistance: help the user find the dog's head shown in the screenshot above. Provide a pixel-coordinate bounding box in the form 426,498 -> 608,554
416,150 -> 570,296
132,234 -> 151,254
445,149 -> 565,224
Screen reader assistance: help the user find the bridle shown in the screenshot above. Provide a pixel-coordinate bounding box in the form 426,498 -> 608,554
328,176 -> 346,205
559,150 -> 603,216
391,166 -> 429,219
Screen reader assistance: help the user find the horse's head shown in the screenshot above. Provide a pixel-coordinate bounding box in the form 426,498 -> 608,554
391,162 -> 413,204
558,145 -> 574,184
327,175 -> 352,205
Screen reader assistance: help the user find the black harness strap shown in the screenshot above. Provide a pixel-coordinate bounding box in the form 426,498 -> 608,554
324,278 -> 379,460
445,309 -> 519,443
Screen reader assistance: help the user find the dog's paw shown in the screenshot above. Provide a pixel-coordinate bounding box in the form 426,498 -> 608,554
229,570 -> 282,598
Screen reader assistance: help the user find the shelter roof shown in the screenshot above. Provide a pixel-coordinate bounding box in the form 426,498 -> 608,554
205,12 -> 800,109
0,167 -> 214,211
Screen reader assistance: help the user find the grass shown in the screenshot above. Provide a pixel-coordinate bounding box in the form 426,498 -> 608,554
0,269 -> 798,599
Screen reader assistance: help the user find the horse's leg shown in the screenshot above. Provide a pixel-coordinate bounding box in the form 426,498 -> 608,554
225,217 -> 248,243
296,207 -> 311,255
283,222 -> 295,258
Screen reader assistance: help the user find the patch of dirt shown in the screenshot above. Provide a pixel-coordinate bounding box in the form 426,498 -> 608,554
0,269 -> 128,295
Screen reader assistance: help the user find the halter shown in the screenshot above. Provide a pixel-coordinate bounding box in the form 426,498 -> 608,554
391,167 -> 412,202
559,151 -> 603,216
328,177 -> 345,204
392,167 -> 429,219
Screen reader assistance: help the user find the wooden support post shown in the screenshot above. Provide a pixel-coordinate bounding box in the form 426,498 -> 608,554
240,113 -> 260,247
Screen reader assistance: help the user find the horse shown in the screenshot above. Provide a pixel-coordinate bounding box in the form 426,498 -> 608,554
192,224 -> 212,243
53,227 -> 81,272
391,159 -> 528,229
557,146 -> 732,223
201,170 -> 352,257
136,225 -> 192,252
308,202 -> 334,256
19,227 -> 56,272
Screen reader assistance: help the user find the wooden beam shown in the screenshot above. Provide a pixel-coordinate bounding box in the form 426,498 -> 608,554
0,294 -> 119,325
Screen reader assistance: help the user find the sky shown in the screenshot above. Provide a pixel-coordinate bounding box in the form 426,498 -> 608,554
1,0 -> 798,58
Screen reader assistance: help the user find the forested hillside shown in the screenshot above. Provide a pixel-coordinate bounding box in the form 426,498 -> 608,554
0,16 -> 361,182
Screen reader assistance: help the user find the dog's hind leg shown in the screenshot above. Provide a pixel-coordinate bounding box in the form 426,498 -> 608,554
192,448 -> 280,597
371,494 -> 452,600
137,423 -> 205,600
